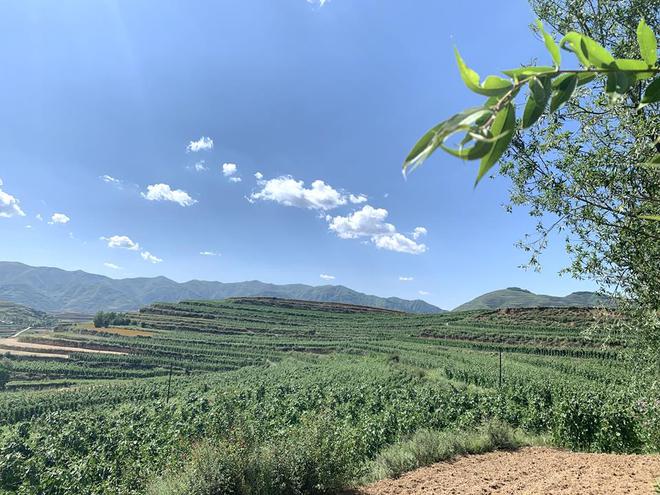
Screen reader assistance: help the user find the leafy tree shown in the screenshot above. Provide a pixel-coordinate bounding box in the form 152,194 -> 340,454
404,0 -> 659,366
93,311 -> 129,328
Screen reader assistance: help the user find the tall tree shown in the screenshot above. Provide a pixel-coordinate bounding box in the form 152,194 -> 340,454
509,0 -> 659,366
404,0 -> 659,367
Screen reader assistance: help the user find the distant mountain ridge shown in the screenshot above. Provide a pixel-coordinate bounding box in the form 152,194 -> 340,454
0,262 -> 444,314
453,287 -> 613,311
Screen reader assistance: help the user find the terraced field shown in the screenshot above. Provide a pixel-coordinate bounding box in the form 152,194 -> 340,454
0,298 -> 656,494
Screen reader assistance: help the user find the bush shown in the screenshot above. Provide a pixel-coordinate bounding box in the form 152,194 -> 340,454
93,311 -> 130,328
552,392 -> 642,452
148,414 -> 361,495
147,441 -> 246,495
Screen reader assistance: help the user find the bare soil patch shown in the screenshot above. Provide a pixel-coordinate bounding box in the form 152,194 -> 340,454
353,447 -> 660,495
77,323 -> 153,337
0,338 -> 127,356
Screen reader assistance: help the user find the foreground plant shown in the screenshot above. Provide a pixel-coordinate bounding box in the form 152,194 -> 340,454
403,18 -> 659,191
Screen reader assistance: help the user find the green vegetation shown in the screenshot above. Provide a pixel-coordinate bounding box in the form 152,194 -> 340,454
0,365 -> 8,391
0,301 -> 55,336
453,287 -> 613,311
362,421 -> 526,482
0,298 -> 657,494
93,311 -> 130,328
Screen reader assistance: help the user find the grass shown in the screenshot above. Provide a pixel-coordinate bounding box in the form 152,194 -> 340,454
147,420 -> 534,495
361,420 -> 532,483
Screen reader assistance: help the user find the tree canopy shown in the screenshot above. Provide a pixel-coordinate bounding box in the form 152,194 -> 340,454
404,0 -> 659,365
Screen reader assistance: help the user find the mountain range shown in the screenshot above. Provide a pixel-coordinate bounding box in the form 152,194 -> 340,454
0,262 -> 613,315
453,287 -> 613,311
0,262 -> 444,314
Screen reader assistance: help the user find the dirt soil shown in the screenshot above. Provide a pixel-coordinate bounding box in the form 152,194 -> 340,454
353,447 -> 660,495
0,338 -> 127,356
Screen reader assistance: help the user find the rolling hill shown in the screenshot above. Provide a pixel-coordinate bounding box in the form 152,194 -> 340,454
0,261 -> 444,314
453,287 -> 613,311
0,300 -> 56,332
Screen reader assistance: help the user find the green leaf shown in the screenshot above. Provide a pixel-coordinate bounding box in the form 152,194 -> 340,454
455,48 -> 513,96
550,74 -> 578,112
641,76 -> 660,105
522,76 -> 551,128
559,32 -> 590,66
640,215 -> 660,221
482,75 -> 513,92
475,103 -> 515,185
502,66 -> 556,79
537,20 -> 561,67
579,36 -> 615,68
440,140 -> 492,160
637,18 -> 658,67
576,72 -> 597,86
606,70 -> 633,95
560,32 -> 615,68
403,107 -> 493,174
614,58 -> 655,80
455,47 -> 481,92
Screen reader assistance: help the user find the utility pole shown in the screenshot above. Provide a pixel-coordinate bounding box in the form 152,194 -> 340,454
498,350 -> 502,388
166,362 -> 173,403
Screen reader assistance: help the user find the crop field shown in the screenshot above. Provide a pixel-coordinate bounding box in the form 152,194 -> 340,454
0,298 -> 657,494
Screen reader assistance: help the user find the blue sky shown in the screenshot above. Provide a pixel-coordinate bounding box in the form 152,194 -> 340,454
0,0 -> 597,310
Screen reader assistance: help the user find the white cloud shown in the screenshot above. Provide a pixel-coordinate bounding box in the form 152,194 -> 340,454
101,235 -> 140,250
100,175 -> 121,185
326,205 -> 427,254
399,276 -> 414,281
35,214 -> 43,221
250,176 -> 361,211
141,251 -> 163,264
254,171 -> 264,180
418,290 -> 431,296
229,177 -> 242,183
200,251 -> 220,256
141,183 -> 197,207
25,224 -> 32,229
104,262 -> 121,270
327,205 -> 395,239
307,0 -> 329,6
412,227 -> 428,240
320,274 -> 335,280
222,163 -> 238,176
187,136 -> 213,152
372,233 -> 427,254
193,161 -> 208,172
49,213 -> 70,224
349,194 -> 368,204
0,179 -> 26,218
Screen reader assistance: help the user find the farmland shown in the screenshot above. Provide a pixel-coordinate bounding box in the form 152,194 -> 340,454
0,298 -> 657,494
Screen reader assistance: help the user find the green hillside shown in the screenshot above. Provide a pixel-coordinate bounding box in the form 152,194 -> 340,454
453,287 -> 613,311
0,261 -> 444,314
0,301 -> 56,334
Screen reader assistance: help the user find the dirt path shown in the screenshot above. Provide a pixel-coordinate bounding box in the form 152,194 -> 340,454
354,447 -> 660,495
0,338 -> 127,356
12,326 -> 32,338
